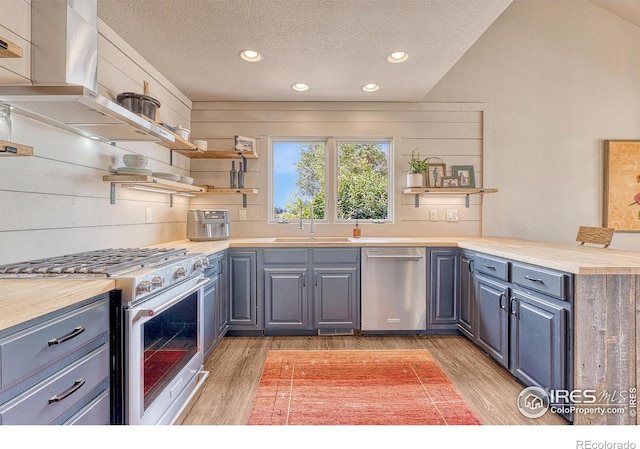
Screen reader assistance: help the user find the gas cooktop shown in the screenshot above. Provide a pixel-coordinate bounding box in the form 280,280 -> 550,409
0,247 -> 189,277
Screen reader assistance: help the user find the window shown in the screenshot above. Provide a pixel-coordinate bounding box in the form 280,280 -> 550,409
271,138 -> 391,223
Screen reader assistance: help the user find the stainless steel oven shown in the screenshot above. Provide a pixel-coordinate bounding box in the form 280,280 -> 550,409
125,275 -> 208,425
0,247 -> 211,425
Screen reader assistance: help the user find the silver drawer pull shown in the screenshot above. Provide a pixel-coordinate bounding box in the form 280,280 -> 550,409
524,275 -> 544,284
48,326 -> 85,346
482,263 -> 496,269
48,379 -> 85,404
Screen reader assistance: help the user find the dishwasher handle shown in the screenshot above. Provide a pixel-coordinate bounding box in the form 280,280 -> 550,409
365,254 -> 424,261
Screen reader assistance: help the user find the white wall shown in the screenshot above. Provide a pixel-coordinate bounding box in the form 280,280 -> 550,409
188,102 -> 491,238
0,20 -> 193,265
425,0 -> 640,250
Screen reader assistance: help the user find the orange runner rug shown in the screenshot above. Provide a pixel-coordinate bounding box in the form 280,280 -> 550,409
247,349 -> 482,425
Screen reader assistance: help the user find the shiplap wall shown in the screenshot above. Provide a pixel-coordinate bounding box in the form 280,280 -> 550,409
189,102 -> 490,238
0,20 -> 192,265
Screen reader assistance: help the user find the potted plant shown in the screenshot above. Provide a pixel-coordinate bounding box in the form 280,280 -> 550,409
407,151 -> 429,187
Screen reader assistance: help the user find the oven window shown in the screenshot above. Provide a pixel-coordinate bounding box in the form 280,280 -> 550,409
142,290 -> 198,410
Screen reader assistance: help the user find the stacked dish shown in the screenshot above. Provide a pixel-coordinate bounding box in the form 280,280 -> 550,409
180,176 -> 194,185
117,154 -> 151,175
152,172 -> 181,182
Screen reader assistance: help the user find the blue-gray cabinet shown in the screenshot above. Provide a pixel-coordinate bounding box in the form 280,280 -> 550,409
260,247 -> 360,332
467,251 -> 573,407
458,251 -> 475,340
216,251 -> 229,340
203,250 -> 229,356
0,293 -> 110,425
427,248 -> 459,330
228,250 -> 259,330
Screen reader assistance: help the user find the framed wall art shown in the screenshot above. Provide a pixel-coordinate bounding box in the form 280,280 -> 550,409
452,165 -> 476,188
604,140 -> 640,231
441,176 -> 461,188
427,163 -> 446,188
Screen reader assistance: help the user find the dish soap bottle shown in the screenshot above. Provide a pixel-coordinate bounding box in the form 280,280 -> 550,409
229,160 -> 238,188
352,220 -> 361,238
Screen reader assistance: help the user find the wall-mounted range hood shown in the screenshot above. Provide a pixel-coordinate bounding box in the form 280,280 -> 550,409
0,0 -> 175,143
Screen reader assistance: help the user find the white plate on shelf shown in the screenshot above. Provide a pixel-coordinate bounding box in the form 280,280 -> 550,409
152,172 -> 181,182
116,167 -> 152,175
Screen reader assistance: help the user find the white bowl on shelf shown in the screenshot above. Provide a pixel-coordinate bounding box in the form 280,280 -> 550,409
152,172 -> 181,182
192,139 -> 207,150
180,176 -> 194,185
122,154 -> 148,168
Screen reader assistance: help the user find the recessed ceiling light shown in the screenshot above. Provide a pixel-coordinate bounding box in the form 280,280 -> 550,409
362,83 -> 379,92
239,49 -> 262,62
292,83 -> 309,92
387,51 -> 409,63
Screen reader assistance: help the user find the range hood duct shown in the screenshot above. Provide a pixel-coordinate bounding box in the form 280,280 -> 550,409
0,0 -> 175,143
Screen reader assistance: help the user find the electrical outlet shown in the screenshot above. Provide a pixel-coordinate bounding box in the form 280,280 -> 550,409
430,209 -> 438,222
238,209 -> 247,221
446,209 -> 459,222
145,208 -> 152,223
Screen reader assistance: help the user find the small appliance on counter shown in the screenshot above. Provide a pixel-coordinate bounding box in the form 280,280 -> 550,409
187,209 -> 231,241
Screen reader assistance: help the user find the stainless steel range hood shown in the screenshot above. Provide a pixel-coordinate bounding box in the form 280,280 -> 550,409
0,0 -> 175,143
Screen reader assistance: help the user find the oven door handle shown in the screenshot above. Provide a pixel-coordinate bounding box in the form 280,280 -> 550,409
133,277 -> 208,322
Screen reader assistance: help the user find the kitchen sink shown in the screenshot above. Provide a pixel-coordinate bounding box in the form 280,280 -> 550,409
272,237 -> 353,243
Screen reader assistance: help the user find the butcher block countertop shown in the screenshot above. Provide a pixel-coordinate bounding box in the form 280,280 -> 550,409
158,236 -> 640,275
2,236 -> 640,333
0,279 -> 115,333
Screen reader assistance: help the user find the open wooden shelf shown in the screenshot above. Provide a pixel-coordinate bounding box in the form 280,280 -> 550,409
403,187 -> 498,208
202,187 -> 259,195
0,36 -> 23,58
0,140 -> 33,156
156,131 -> 259,159
104,174 -> 205,192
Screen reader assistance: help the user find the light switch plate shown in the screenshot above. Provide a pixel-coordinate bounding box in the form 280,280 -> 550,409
145,208 -> 152,223
238,209 -> 247,221
430,210 -> 438,221
446,209 -> 459,222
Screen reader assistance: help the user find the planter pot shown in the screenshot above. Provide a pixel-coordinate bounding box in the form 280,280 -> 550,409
406,173 -> 423,188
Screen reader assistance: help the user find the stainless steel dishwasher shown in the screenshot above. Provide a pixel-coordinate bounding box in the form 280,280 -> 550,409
361,247 -> 427,331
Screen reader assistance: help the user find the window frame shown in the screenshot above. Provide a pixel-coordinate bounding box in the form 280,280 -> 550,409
268,136 -> 394,224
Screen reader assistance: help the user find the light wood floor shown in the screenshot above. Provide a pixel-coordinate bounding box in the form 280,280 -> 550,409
180,334 -> 568,425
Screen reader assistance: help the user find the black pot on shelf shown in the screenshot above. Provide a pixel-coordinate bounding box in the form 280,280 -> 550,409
116,92 -> 161,121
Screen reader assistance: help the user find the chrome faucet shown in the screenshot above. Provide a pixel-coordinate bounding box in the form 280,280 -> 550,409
309,203 -> 315,239
298,202 -> 316,239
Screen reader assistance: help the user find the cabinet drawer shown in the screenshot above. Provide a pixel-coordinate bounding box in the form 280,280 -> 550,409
62,389 -> 110,425
263,248 -> 308,264
0,345 -> 109,425
512,263 -> 568,300
312,248 -> 359,264
474,254 -> 509,281
0,296 -> 109,392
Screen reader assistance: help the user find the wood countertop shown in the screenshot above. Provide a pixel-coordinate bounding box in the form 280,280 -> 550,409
1,235 -> 639,333
0,279 -> 115,333
157,236 -> 640,275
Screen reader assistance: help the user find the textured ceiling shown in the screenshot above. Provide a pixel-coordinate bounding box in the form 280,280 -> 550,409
97,1 -> 640,103
97,0 -> 513,102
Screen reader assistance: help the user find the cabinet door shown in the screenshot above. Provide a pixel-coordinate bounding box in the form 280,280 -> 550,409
202,280 -> 217,356
263,268 -> 308,329
475,274 -> 509,368
427,249 -> 459,329
458,252 -> 475,340
216,254 -> 229,339
313,268 -> 359,329
510,290 -> 566,391
228,251 -> 258,328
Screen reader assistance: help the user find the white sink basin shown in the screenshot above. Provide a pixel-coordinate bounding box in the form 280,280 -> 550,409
272,237 -> 352,243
